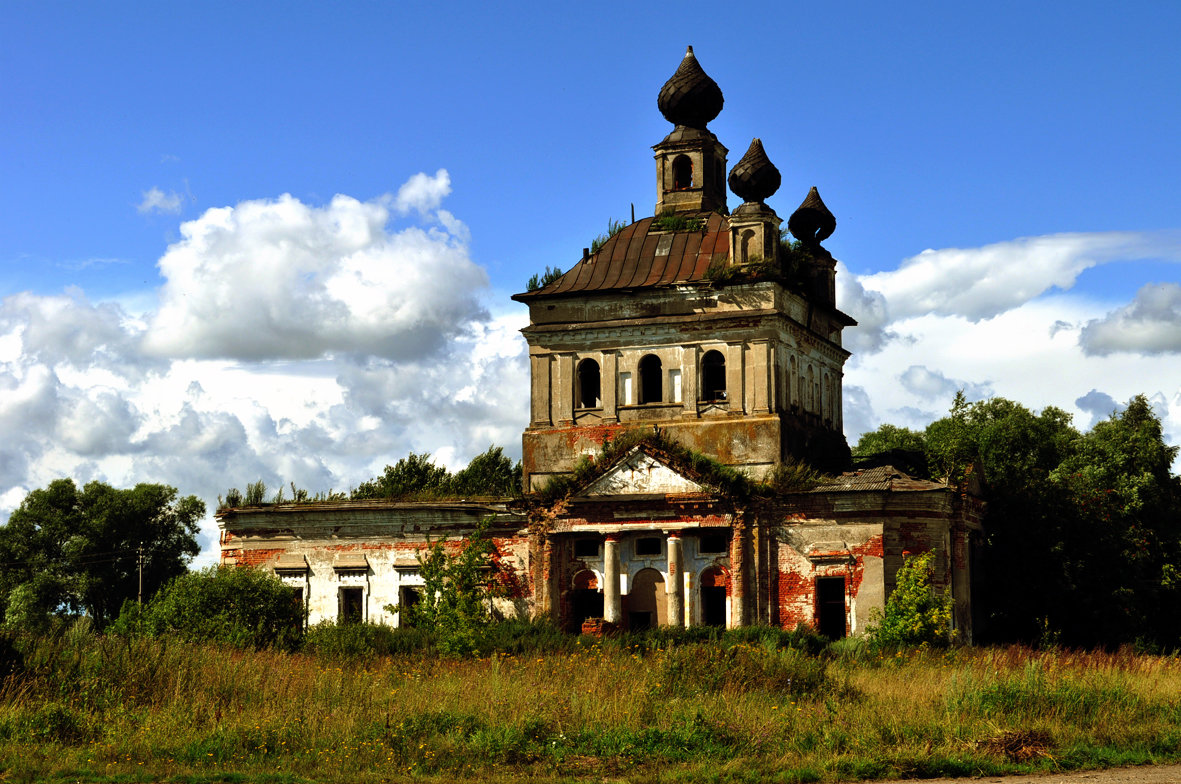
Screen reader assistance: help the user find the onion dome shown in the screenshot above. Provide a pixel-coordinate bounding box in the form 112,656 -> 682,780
657,46 -> 724,129
727,138 -> 781,204
787,187 -> 836,245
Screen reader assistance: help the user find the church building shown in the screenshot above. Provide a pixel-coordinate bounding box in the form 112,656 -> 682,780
218,48 -> 984,640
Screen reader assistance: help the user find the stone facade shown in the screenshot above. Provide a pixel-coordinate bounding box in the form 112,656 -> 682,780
216,47 -> 985,641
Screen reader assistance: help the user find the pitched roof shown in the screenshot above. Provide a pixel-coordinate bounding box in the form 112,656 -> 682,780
513,211 -> 730,300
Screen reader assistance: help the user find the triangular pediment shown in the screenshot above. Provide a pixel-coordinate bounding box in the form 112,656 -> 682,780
582,447 -> 707,496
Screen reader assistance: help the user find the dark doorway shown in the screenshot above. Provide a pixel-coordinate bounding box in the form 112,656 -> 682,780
816,577 -> 847,639
340,586 -> 364,625
571,590 -> 604,629
399,586 -> 421,627
639,354 -> 662,404
701,350 -> 726,401
577,359 -> 601,408
629,611 -> 653,631
701,566 -> 728,627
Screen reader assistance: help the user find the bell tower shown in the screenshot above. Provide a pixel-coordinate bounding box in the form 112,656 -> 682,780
653,46 -> 729,215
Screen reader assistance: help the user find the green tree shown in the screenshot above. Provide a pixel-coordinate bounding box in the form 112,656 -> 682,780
867,551 -> 953,649
352,453 -> 450,499
389,517 -> 502,657
132,565 -> 303,650
449,446 -> 522,497
0,480 -> 203,628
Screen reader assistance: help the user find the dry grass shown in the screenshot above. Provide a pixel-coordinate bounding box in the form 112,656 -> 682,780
0,632 -> 1178,783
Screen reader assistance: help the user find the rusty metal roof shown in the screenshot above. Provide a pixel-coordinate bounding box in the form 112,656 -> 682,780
515,211 -> 730,300
814,465 -> 948,493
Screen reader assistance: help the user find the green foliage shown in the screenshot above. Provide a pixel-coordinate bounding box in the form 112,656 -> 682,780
0,479 -> 203,629
389,516 -> 503,657
763,459 -> 828,493
867,551 -> 953,650
352,446 -> 522,501
651,212 -> 705,232
244,479 -> 266,505
303,620 -> 433,658
589,217 -> 627,254
656,643 -> 831,697
131,566 -> 303,650
525,265 -> 563,291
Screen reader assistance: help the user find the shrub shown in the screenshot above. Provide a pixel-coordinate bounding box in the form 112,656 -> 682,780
303,621 -> 433,658
129,565 -> 303,650
867,550 -> 953,649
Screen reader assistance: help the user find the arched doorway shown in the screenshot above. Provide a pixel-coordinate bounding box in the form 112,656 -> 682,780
569,570 -> 603,631
628,568 -> 666,630
700,566 -> 729,627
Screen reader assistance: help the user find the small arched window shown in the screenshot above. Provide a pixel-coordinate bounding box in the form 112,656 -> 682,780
701,350 -> 726,401
672,155 -> 693,191
638,354 -> 663,404
577,358 -> 601,409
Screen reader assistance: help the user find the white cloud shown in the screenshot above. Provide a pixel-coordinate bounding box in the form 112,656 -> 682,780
143,186 -> 487,361
1079,282 -> 1181,355
138,187 -> 183,215
0,172 -> 530,564
857,231 -> 1181,322
898,365 -> 992,401
392,169 -> 451,214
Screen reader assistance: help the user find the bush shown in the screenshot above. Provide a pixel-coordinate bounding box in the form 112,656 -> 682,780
128,565 -> 303,650
656,643 -> 830,697
867,551 -> 953,650
303,621 -> 433,658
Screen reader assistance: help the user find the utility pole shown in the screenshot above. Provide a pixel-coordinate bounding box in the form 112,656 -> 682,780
137,543 -> 145,606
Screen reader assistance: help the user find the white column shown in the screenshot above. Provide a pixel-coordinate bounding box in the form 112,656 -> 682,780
603,535 -> 622,624
666,534 -> 684,627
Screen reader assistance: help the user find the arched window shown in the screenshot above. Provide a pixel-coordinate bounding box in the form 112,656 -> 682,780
672,155 -> 693,190
701,350 -> 726,401
806,366 -> 815,412
577,358 -> 601,409
638,354 -> 662,404
739,228 -> 755,262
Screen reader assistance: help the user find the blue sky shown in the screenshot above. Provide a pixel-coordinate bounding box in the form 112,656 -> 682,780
2,1 -> 1180,559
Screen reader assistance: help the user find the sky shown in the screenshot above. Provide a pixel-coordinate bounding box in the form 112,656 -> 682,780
2,1 -> 1180,562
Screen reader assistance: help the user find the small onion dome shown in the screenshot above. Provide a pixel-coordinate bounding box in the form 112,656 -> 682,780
788,186 -> 837,245
657,46 -> 723,129
728,138 -> 781,204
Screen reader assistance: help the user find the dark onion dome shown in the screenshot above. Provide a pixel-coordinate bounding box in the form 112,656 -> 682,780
657,46 -> 723,129
788,186 -> 837,245
728,138 -> 781,204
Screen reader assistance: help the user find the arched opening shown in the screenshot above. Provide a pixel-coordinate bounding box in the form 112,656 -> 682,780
672,155 -> 693,190
638,354 -> 662,404
570,569 -> 603,630
805,366 -> 816,413
628,568 -> 667,630
700,566 -> 729,627
577,358 -> 601,409
739,228 -> 755,262
701,350 -> 726,401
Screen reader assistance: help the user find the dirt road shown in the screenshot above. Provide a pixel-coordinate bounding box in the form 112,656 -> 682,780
867,764 -> 1181,783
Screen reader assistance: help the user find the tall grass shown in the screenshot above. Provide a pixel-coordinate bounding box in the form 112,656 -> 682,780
0,627 -> 1178,783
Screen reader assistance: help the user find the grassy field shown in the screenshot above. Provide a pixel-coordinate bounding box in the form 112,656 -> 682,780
0,625 -> 1179,783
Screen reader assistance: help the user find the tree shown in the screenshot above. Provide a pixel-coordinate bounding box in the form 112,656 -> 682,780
130,565 -> 303,650
0,480 -> 203,628
867,551 -> 952,649
389,516 -> 503,657
352,453 -> 450,499
449,446 -> 521,497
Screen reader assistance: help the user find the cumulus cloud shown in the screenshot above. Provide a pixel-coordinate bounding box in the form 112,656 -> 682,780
143,187 -> 487,361
835,262 -> 893,354
857,231 -> 1181,323
392,169 -> 451,214
0,172 -> 531,564
898,365 -> 992,401
1079,282 -> 1181,356
1075,389 -> 1122,429
138,187 -> 183,215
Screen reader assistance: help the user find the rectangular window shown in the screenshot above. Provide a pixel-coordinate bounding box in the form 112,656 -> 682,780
698,533 -> 728,554
339,586 -> 364,625
620,372 -> 633,405
669,369 -> 682,403
573,539 -> 599,558
815,577 -> 846,640
635,537 -> 662,557
398,586 -> 421,628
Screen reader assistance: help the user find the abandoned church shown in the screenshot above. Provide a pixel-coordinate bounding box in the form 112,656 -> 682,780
218,48 -> 985,640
